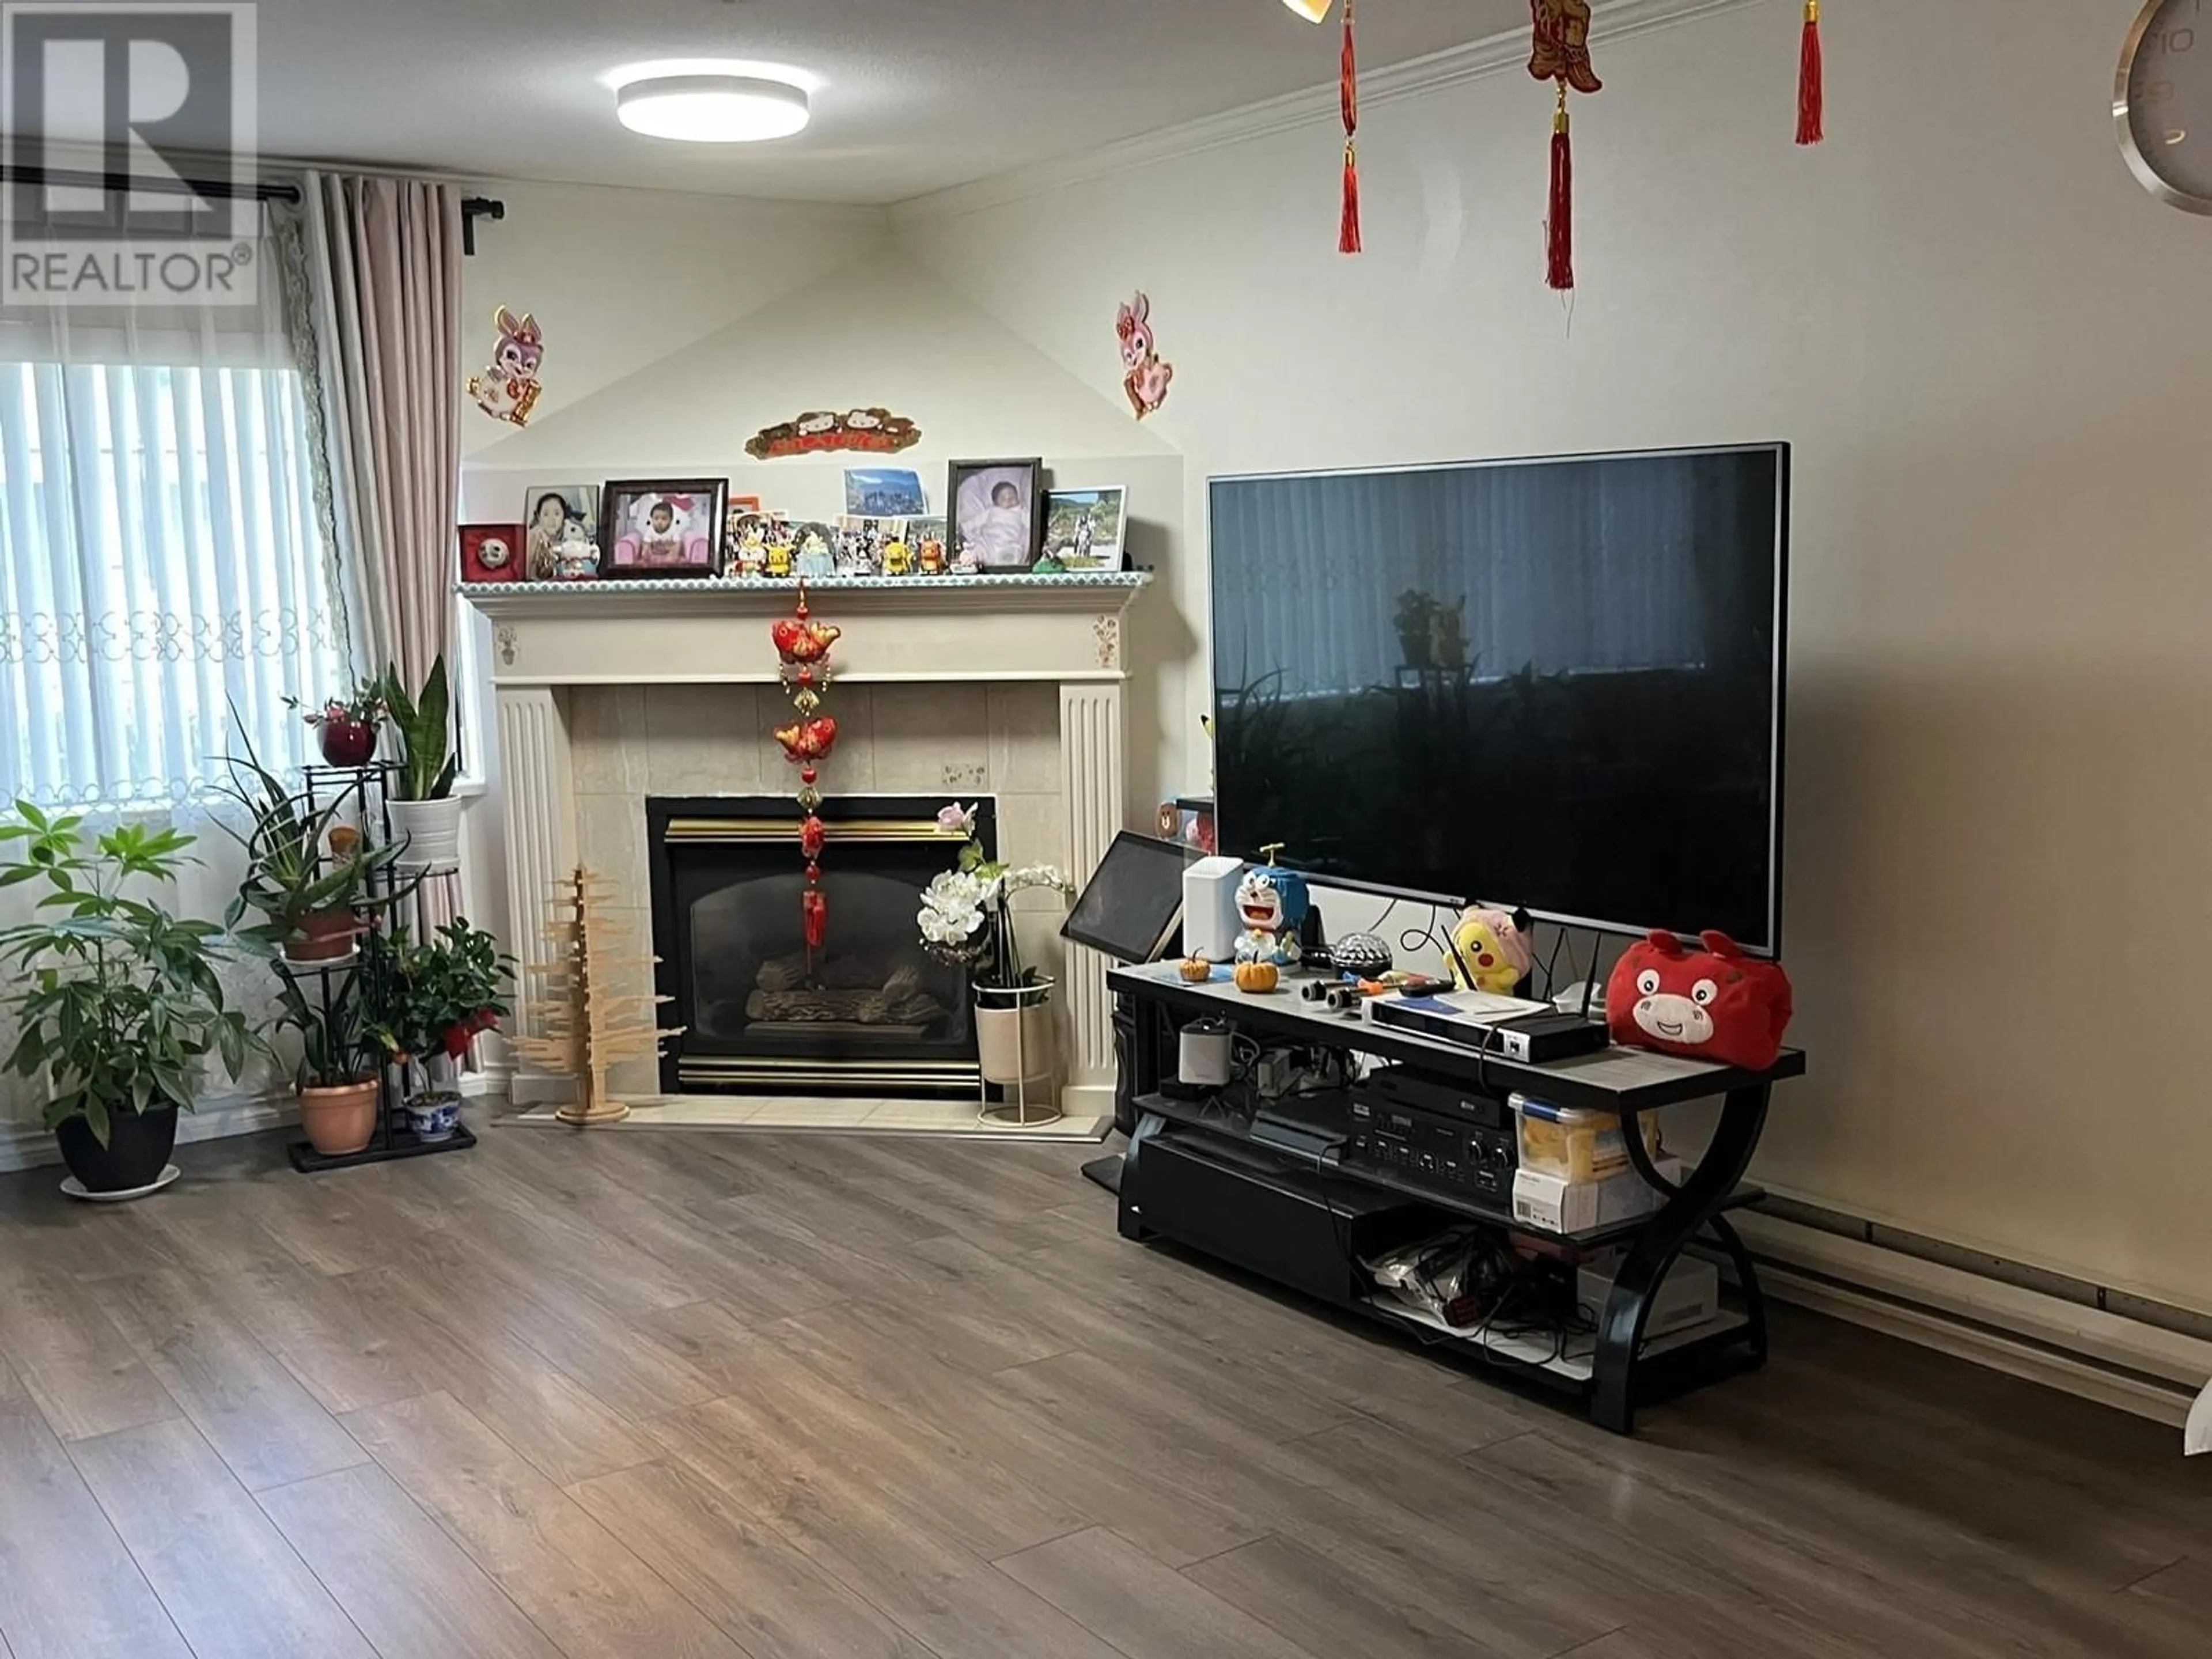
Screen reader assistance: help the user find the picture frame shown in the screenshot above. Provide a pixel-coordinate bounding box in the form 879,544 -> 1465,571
844,468 -> 927,516
1041,486 -> 1128,572
599,479 -> 728,580
459,522 -> 525,585
521,484 -> 597,579
946,458 -> 1044,572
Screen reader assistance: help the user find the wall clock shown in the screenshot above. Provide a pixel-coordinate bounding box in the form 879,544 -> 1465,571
2118,0 -> 2212,212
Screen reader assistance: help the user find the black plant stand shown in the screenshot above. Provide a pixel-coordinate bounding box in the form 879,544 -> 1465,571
283,762 -> 479,1175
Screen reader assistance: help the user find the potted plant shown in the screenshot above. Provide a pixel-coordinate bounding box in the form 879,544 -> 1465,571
377,918 -> 512,1143
274,955 -> 385,1156
918,803 -> 1073,1100
217,745 -> 409,966
381,656 -> 461,876
0,803 -> 261,1194
286,677 -> 387,768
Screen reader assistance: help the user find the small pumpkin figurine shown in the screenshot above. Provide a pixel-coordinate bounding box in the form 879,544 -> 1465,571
1178,957 -> 1211,984
1233,960 -> 1280,995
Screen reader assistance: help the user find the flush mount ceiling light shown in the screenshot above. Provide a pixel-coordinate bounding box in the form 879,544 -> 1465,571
615,73 -> 809,142
1282,0 -> 1334,20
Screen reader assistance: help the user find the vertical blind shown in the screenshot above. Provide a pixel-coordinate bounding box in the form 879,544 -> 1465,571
0,359 -> 346,807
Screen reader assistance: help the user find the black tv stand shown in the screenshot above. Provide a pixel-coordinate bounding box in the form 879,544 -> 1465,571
1105,962 -> 1806,1434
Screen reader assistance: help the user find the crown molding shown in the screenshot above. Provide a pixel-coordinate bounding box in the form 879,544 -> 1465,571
892,0 -> 1762,227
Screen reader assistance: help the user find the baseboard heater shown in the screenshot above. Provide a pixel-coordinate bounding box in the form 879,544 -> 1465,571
1739,1198 -> 2210,1431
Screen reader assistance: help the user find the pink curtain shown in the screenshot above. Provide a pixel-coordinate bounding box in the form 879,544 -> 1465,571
304,173 -> 462,694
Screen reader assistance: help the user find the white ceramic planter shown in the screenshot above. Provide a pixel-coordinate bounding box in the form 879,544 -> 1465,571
387,795 -> 463,874
974,979 -> 1056,1085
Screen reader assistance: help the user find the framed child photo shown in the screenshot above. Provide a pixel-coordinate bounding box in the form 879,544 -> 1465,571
1041,486 -> 1127,571
947,458 -> 1044,571
459,522 -> 525,585
521,484 -> 597,579
600,479 -> 728,579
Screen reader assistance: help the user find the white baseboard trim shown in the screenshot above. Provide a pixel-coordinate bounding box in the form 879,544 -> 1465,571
0,1093 -> 296,1176
1739,1213 -> 2209,1431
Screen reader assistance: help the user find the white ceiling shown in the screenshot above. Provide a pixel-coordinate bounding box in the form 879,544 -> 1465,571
240,0 -> 1531,204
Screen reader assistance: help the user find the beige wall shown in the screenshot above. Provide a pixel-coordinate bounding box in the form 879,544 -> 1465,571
897,0 -> 2212,1310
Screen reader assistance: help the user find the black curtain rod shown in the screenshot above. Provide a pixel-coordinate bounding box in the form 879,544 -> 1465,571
0,168 -> 507,253
0,163 -> 300,203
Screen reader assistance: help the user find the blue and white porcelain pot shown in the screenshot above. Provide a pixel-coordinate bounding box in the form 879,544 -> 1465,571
404,1092 -> 461,1143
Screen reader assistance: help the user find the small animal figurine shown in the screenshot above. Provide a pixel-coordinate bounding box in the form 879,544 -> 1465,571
881,538 -> 913,576
795,527 -> 835,580
467,306 -> 544,427
919,538 -> 947,575
550,517 -> 599,581
1116,291 -> 1175,421
736,527 -> 768,579
1606,930 -> 1793,1071
1233,863 -> 1309,969
1032,551 -> 1065,574
1448,907 -> 1533,995
765,540 -> 794,578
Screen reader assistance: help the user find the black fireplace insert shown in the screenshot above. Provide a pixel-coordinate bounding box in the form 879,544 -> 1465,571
646,796 -> 993,1096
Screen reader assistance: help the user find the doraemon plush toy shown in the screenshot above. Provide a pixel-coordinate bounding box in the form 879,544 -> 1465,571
1233,865 -> 1309,968
1606,930 -> 1794,1071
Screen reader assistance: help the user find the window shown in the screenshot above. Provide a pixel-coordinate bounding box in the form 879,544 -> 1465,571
0,359 -> 349,808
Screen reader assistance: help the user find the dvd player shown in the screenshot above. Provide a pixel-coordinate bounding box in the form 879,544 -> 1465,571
1370,993 -> 1611,1063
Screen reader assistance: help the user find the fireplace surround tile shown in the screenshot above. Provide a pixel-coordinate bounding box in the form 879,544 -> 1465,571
987,684 -> 1063,795
570,685 -> 647,795
872,684 -> 987,794
646,685 -> 767,796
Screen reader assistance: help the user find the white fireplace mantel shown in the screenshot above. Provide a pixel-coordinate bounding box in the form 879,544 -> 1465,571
465,573 -> 1152,1115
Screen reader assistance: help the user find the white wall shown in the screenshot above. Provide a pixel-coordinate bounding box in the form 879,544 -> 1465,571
898,0 -> 2212,1312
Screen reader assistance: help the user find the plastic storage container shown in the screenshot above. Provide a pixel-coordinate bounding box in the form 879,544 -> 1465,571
1509,1093 -> 1659,1183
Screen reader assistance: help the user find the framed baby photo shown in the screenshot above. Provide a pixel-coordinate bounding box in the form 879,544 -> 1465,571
521,483 -> 597,579
946,458 -> 1044,571
599,478 -> 729,579
459,522 -> 525,585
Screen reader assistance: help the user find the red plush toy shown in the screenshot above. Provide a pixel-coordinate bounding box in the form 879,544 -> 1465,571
1607,930 -> 1793,1072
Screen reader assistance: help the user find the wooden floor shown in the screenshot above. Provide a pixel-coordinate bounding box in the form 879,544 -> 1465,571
0,1119 -> 2205,1659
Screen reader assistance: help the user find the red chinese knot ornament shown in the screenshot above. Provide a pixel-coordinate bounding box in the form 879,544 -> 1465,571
772,584 -> 840,949
1528,0 -> 1601,291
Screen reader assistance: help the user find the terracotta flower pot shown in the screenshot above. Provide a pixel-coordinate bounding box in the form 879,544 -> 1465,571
318,715 -> 377,768
283,907 -> 362,965
298,1080 -> 378,1156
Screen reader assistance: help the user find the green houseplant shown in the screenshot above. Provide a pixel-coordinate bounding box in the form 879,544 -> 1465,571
381,656 -> 462,876
0,804 -> 259,1192
273,950 -> 387,1157
377,918 -> 512,1143
217,743 -> 408,965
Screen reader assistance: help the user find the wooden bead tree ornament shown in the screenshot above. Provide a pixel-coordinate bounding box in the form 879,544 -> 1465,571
512,867 -> 680,1127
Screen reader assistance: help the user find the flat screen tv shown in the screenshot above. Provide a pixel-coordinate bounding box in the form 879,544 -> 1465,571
1209,444 -> 1788,955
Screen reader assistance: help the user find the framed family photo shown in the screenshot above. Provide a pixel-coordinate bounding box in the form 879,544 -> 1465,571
600,479 -> 728,579
947,458 -> 1043,571
1042,486 -> 1127,571
522,483 -> 597,579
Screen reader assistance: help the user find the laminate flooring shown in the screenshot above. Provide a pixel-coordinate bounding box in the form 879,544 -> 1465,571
0,1115 -> 2203,1658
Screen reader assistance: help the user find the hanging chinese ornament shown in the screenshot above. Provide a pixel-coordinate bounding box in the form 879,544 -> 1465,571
771,585 -> 842,952
1339,0 -> 1361,253
1796,0 -> 1823,146
1528,0 -> 1601,291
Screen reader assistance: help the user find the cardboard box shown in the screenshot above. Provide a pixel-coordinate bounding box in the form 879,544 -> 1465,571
1510,1157 -> 1684,1236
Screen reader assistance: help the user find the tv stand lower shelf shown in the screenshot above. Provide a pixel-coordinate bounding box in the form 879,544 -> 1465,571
1105,961 -> 1806,1434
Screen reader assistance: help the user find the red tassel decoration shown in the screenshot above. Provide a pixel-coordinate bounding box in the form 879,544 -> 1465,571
1796,0 -> 1823,146
1339,0 -> 1361,253
1546,83 -> 1573,291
